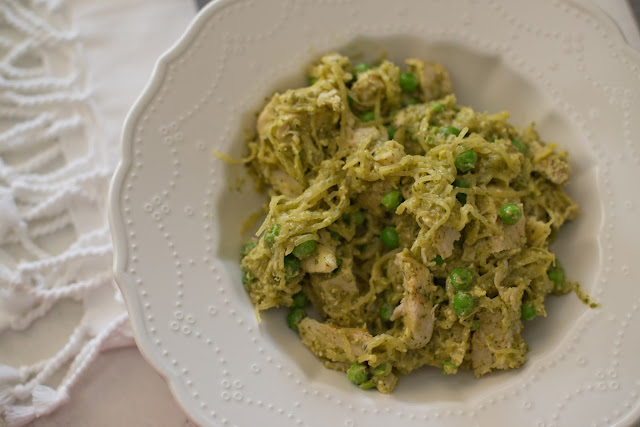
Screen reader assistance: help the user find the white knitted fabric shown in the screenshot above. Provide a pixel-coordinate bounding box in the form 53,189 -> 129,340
0,1 -> 129,425
0,1 -> 193,425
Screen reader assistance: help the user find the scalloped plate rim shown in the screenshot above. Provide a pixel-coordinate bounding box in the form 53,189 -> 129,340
107,0 -> 239,425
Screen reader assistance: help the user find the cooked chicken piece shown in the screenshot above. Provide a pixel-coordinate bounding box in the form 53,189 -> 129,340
390,250 -> 436,349
316,88 -> 343,111
256,76 -> 343,148
302,243 -> 337,273
345,126 -> 383,151
498,285 -> 524,308
406,58 -> 452,101
350,60 -> 401,109
257,95 -> 278,137
310,261 -> 356,294
471,287 -> 526,376
299,318 -> 373,363
434,226 -> 460,259
535,155 -> 570,185
491,209 -> 526,253
530,140 -> 570,185
269,169 -> 302,198
309,256 -> 358,318
375,371 -> 398,394
351,70 -> 385,106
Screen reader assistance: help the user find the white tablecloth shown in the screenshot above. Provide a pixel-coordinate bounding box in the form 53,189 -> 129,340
1,1 -> 638,426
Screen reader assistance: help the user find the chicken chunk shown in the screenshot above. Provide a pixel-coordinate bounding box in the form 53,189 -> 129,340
351,71 -> 385,106
350,60 -> 401,109
375,371 -> 398,395
299,318 -> 373,363
471,287 -> 526,376
257,95 -> 278,137
256,74 -> 343,147
434,226 -> 460,259
309,256 -> 358,319
345,126 -> 384,151
390,250 -> 436,349
406,58 -> 452,101
269,169 -> 302,198
316,88 -> 343,111
491,209 -> 526,253
302,243 -> 338,273
530,140 -> 571,185
535,155 -> 570,185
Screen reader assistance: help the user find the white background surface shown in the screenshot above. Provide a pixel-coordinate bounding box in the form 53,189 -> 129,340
24,1 -> 640,426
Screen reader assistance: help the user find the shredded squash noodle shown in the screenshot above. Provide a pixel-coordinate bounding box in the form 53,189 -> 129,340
238,53 -> 587,393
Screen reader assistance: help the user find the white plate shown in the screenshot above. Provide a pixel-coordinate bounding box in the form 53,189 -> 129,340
109,0 -> 640,425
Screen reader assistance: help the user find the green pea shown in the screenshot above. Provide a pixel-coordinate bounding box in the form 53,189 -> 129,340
379,303 -> 395,322
351,210 -> 365,227
264,224 -> 280,247
450,267 -> 473,291
510,137 -> 528,154
241,267 -> 255,286
441,360 -> 458,375
453,179 -> 471,204
454,149 -> 477,172
453,179 -> 471,188
284,255 -> 301,281
386,125 -> 397,140
547,262 -> 565,288
433,255 -> 444,266
292,291 -> 308,308
381,189 -> 404,212
359,379 -> 376,390
521,301 -> 536,321
441,126 -> 461,137
347,363 -> 370,385
380,227 -> 400,249
373,363 -> 389,376
453,291 -> 476,317
399,72 -> 418,92
241,241 -> 256,257
430,102 -> 444,113
499,203 -> 522,225
359,111 -> 375,122
352,63 -> 371,78
308,76 -> 318,86
286,307 -> 307,332
293,240 -> 316,260
403,96 -> 420,106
